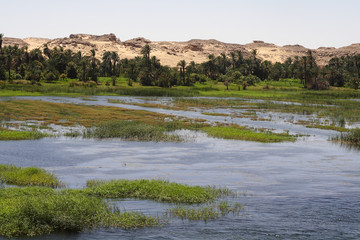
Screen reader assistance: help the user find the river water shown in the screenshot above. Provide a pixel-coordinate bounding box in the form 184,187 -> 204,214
0,96 -> 359,239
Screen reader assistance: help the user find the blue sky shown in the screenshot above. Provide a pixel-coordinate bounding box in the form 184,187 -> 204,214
1,0 -> 359,48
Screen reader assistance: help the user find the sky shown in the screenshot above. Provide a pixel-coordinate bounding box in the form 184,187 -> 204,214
1,0 -> 360,49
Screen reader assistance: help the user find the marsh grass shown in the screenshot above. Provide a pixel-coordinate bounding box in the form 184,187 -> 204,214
85,179 -> 233,204
0,129 -> 49,140
331,128 -> 360,148
203,126 -> 296,143
167,201 -> 243,221
0,187 -> 161,238
84,120 -> 181,142
0,164 -> 62,188
0,164 -> 241,237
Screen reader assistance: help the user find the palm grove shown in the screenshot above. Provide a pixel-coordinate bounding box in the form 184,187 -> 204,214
0,34 -> 360,90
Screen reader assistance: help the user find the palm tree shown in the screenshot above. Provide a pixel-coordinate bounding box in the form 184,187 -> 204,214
177,60 -> 186,85
230,52 -> 236,69
102,51 -> 112,76
111,52 -> 120,76
220,52 -> 228,74
141,44 -> 151,61
301,56 -> 308,87
0,33 -> 3,53
43,44 -> 51,58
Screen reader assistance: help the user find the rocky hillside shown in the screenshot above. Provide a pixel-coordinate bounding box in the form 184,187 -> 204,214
3,33 -> 360,67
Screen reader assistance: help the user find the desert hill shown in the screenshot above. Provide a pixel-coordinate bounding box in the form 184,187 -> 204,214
3,33 -> 360,67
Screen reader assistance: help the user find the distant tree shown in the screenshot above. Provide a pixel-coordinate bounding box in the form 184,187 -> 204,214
177,60 -> 186,85
141,44 -> 151,61
102,51 -> 112,76
0,33 -> 3,53
111,52 -> 120,76
66,62 -> 78,79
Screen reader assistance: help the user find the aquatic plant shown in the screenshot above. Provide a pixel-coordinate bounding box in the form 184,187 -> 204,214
85,179 -> 233,203
0,164 -> 62,188
0,129 -> 49,140
203,126 -> 296,143
167,201 -> 243,221
0,187 -> 161,238
84,120 -> 180,142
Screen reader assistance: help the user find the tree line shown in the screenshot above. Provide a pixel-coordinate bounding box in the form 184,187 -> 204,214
0,34 -> 359,89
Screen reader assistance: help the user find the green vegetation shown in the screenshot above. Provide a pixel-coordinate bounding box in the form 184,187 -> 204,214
0,164 -> 62,187
331,128 -> 360,148
203,126 -> 296,143
0,128 -> 49,140
167,202 -> 243,221
85,179 -> 232,204
0,187 -> 161,238
0,99 -> 300,143
83,120 -> 180,142
0,164 -> 241,238
1,31 -> 360,95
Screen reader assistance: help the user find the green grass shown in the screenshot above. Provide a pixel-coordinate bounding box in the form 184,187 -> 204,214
0,129 -> 49,140
0,164 -> 241,237
0,187 -> 161,238
83,120 -> 181,142
167,202 -> 243,221
203,126 -> 296,143
0,164 -> 62,188
85,179 -> 233,204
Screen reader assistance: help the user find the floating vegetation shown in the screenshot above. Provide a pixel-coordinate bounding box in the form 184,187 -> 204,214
0,187 -> 161,238
203,126 -> 296,143
84,120 -> 181,142
0,164 -> 62,188
85,179 -> 233,203
167,201 -> 243,221
0,129 -> 49,141
0,164 -> 241,238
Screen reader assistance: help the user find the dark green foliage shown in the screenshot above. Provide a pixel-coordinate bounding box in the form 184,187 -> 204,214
44,72 -> 58,82
1,33 -> 360,89
66,62 -> 78,79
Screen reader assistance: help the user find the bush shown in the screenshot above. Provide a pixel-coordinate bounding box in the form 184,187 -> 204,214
45,72 -> 58,82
